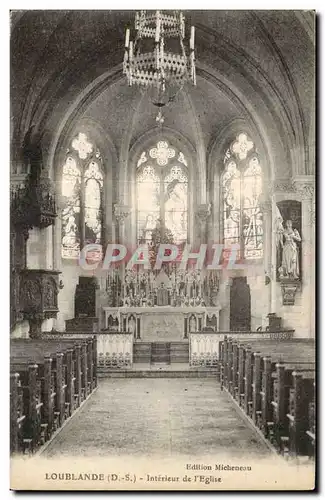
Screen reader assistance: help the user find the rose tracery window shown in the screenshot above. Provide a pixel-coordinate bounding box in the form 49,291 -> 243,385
61,133 -> 104,259
221,133 -> 263,259
136,141 -> 188,247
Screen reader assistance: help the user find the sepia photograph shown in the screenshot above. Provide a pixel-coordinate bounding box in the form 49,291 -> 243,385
9,8 -> 316,491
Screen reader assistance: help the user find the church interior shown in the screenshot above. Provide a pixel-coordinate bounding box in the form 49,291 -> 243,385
10,10 -> 316,467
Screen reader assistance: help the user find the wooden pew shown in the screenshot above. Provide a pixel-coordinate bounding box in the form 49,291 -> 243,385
219,337 -> 315,458
9,363 -> 44,453
306,381 -> 316,459
286,370 -> 315,457
11,336 -> 97,421
34,340 -> 79,411
221,339 -> 304,412
232,340 -> 315,427
11,346 -> 66,430
42,335 -> 97,393
42,337 -> 97,404
269,362 -> 315,453
10,336 -> 97,455
10,372 -> 26,454
11,339 -> 86,418
253,344 -> 314,433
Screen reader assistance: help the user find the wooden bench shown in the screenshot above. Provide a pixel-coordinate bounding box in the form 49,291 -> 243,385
11,337 -> 95,413
11,346 -> 68,430
306,381 -> 316,459
269,363 -> 315,454
10,335 -> 98,455
219,336 -> 315,458
10,372 -> 26,454
286,370 -> 315,457
9,363 -> 44,453
42,335 -> 97,393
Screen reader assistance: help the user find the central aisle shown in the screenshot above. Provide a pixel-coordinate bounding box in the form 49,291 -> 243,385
42,379 -> 271,458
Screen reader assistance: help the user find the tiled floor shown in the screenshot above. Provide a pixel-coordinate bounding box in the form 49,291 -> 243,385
43,379 -> 271,458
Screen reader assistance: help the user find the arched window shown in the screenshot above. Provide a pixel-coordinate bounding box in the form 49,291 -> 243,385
61,132 -> 104,259
136,141 -> 188,247
221,133 -> 263,259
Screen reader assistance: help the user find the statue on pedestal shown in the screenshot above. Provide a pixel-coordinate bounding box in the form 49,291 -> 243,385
277,219 -> 301,280
275,203 -> 302,306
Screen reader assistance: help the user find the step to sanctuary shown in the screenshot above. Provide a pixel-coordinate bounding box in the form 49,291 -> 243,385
98,362 -> 218,378
133,341 -> 189,364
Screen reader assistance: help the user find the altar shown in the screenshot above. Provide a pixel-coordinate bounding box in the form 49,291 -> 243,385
101,267 -> 221,340
103,306 -> 220,341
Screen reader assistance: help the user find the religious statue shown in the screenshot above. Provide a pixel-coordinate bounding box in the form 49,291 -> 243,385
277,219 -> 301,280
157,282 -> 169,306
128,316 -> 136,335
189,315 -> 196,332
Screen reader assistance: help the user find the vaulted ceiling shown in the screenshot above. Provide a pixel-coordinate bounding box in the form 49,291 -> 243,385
10,10 -> 315,177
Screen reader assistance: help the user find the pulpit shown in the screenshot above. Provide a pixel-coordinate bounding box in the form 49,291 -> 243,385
19,269 -> 61,338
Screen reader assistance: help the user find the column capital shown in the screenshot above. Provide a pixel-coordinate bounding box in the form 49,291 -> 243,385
292,177 -> 315,200
272,176 -> 315,200
272,179 -> 296,194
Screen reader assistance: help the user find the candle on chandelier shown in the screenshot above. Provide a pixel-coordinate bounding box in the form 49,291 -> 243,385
190,26 -> 195,50
125,28 -> 130,49
129,41 -> 133,61
155,11 -> 160,43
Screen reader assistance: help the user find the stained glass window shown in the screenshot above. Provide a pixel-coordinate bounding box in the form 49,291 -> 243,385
221,133 -> 263,259
164,166 -> 188,244
137,142 -> 188,246
84,161 -> 103,246
137,166 -> 160,245
61,134 -> 104,259
61,157 -> 81,259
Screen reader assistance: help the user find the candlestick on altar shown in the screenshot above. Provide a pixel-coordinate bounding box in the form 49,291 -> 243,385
125,28 -> 130,49
190,26 -> 195,50
155,11 -> 160,43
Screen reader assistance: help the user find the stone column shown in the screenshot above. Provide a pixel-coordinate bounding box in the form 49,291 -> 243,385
195,203 -> 211,245
293,178 -> 315,338
114,203 -> 131,305
260,198 -> 272,324
309,194 -> 316,338
270,197 -> 278,315
114,203 -> 131,245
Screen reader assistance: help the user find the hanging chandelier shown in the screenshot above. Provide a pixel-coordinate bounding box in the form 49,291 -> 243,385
123,10 -> 196,124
